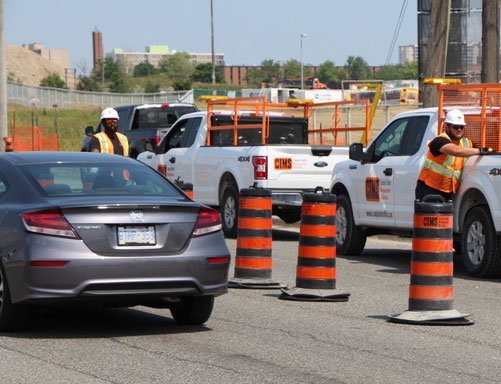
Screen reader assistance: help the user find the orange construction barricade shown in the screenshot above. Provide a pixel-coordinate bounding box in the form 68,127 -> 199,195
280,187 -> 349,301
389,195 -> 473,325
229,187 -> 285,289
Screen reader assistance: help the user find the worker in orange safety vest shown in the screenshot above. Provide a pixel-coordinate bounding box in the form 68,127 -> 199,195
415,109 -> 493,201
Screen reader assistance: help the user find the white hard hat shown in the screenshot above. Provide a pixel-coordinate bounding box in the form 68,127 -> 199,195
100,107 -> 119,120
445,109 -> 465,126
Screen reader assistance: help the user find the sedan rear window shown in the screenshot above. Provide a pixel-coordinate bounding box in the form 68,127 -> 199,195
23,163 -> 182,197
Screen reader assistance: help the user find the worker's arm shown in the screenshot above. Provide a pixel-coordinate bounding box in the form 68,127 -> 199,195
440,143 -> 492,157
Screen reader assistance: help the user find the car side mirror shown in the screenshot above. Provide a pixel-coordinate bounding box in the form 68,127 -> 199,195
84,126 -> 95,136
349,143 -> 364,162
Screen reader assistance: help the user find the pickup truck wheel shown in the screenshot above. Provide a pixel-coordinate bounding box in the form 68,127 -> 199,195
170,296 -> 214,325
336,194 -> 367,256
220,185 -> 239,238
461,206 -> 501,278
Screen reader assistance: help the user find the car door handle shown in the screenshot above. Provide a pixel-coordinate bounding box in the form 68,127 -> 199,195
383,168 -> 393,176
169,157 -> 176,163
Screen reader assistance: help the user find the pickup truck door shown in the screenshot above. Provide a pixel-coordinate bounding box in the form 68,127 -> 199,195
160,117 -> 202,185
356,116 -> 426,227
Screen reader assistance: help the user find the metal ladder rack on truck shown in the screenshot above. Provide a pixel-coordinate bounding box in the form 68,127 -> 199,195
330,81 -> 501,278
138,95 -> 371,237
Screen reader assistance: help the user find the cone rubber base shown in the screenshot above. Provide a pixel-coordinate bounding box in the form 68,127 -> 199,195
228,278 -> 287,289
388,309 -> 474,325
279,287 -> 350,302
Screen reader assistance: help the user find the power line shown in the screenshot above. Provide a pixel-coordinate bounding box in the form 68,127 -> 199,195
385,0 -> 410,66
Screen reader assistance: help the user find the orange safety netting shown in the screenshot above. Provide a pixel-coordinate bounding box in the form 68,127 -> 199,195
438,83 -> 501,151
11,126 -> 60,151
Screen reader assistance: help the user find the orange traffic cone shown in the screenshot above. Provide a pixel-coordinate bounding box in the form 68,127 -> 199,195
229,187 -> 285,289
3,137 -> 13,152
280,188 -> 349,301
388,195 -> 473,325
157,156 -> 166,177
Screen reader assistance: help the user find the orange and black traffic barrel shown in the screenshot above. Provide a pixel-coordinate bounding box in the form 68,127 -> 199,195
229,187 -> 284,289
3,137 -> 13,152
389,195 -> 473,325
280,187 -> 349,301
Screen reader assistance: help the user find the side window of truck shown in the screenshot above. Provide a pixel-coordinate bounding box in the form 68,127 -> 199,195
371,117 -> 412,162
117,108 -> 131,133
399,116 -> 430,156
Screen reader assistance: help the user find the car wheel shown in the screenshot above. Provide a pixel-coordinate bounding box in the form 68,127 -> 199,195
0,264 -> 30,332
336,194 -> 367,256
220,184 -> 239,238
461,206 -> 501,278
170,296 -> 214,325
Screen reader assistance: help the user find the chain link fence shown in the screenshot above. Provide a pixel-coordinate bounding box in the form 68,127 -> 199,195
7,82 -> 194,109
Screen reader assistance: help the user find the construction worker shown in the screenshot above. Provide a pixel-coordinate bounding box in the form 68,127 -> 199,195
415,109 -> 493,201
89,107 -> 129,156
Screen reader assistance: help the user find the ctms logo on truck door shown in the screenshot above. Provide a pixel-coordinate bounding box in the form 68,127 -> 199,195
365,177 -> 380,202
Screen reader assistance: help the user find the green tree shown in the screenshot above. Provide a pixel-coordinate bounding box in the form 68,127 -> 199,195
345,56 -> 371,80
133,62 -> 157,77
103,57 -> 123,81
109,70 -> 131,93
144,81 -> 161,93
376,62 -> 418,80
281,59 -> 301,79
39,73 -> 68,89
158,52 -> 194,82
192,63 -> 224,83
315,60 -> 348,88
76,75 -> 102,91
245,59 -> 281,87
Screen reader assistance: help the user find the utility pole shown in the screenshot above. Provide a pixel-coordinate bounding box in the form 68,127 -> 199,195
210,0 -> 216,87
421,0 -> 451,108
481,0 -> 500,83
0,0 -> 8,150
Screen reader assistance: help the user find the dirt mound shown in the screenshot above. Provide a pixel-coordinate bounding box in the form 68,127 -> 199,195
6,45 -> 66,87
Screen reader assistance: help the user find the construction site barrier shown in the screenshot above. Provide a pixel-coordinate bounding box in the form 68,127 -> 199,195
389,195 -> 473,325
3,137 -> 13,152
12,125 -> 60,151
229,187 -> 285,289
280,188 -> 349,301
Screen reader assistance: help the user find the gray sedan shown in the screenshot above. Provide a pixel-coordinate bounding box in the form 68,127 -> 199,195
0,151 -> 230,331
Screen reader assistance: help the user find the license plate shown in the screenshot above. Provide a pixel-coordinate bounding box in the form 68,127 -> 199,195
117,226 -> 156,245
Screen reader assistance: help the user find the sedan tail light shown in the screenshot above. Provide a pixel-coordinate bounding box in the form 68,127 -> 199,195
193,208 -> 222,237
21,208 -> 79,239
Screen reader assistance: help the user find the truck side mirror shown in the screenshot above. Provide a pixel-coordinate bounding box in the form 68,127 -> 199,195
144,138 -> 156,153
84,126 -> 95,136
349,143 -> 364,162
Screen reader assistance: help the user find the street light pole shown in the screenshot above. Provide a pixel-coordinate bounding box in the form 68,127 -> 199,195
300,33 -> 307,90
210,0 -> 216,87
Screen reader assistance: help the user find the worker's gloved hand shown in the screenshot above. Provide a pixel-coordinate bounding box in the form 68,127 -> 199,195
479,147 -> 494,155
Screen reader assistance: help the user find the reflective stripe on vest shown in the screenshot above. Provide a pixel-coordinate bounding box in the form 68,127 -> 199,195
93,132 -> 129,156
418,132 -> 472,193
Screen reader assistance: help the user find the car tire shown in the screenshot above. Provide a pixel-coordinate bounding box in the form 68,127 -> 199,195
336,194 -> 367,256
461,206 -> 501,278
220,184 -> 239,238
170,296 -> 214,325
0,264 -> 30,332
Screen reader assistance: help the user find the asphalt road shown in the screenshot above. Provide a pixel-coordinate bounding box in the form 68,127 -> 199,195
0,228 -> 500,384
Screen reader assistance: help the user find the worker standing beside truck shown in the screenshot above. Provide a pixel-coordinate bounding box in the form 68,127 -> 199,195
415,109 -> 492,200
90,107 -> 129,156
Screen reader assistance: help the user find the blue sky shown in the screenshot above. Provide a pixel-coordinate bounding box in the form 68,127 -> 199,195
5,0 -> 417,74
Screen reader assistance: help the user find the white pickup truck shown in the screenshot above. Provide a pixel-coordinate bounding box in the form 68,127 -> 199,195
330,106 -> 501,278
138,97 -> 370,237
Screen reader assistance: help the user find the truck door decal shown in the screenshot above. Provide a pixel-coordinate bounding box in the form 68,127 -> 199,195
274,158 -> 292,170
365,177 -> 380,202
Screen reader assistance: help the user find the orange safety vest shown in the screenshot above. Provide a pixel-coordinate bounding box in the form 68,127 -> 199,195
418,132 -> 472,193
93,132 -> 129,157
